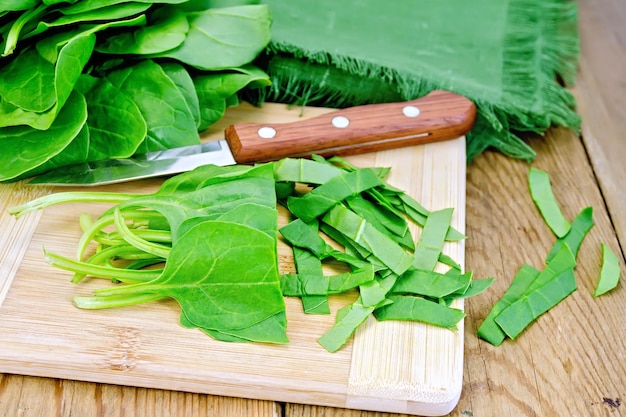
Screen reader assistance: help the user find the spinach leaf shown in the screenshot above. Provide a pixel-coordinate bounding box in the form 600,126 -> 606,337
12,122 -> 90,181
486,245 -> 576,341
273,157 -> 344,185
23,3 -> 151,39
593,243 -> 621,297
59,0 -> 189,15
75,74 -> 147,160
528,167 -> 570,238
345,195 -> 412,250
93,220 -> 288,342
2,3 -> 48,56
160,62 -> 201,129
290,247 -> 330,314
155,162 -> 269,195
0,47 -> 56,112
322,204 -> 414,276
0,33 -> 94,130
0,89 -> 87,181
391,268 -> 473,299
192,65 -> 270,131
106,59 -> 200,153
287,168 -> 385,222
317,299 -> 375,353
477,264 -> 540,346
117,164 -> 276,241
494,268 -> 577,340
4,0 -> 40,11
546,206 -> 594,262
150,5 -> 271,70
374,295 -> 465,329
34,15 -> 145,63
413,207 -> 454,271
96,5 -> 189,55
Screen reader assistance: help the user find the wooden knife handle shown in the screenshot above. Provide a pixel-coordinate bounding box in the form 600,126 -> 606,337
224,90 -> 476,164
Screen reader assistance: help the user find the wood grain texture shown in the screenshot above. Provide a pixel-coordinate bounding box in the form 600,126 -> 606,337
286,126 -> 626,417
0,374 -> 281,417
226,90 -> 475,163
2,2 -> 626,414
572,0 -> 626,254
0,103 -> 466,416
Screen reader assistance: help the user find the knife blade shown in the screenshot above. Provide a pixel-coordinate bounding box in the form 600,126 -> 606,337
29,90 -> 475,186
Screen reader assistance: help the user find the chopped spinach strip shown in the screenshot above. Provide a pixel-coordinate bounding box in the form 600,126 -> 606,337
11,156 -> 488,352
528,167 -> 570,238
593,243 -> 621,297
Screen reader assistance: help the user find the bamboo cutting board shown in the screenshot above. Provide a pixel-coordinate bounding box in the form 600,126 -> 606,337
0,102 -> 466,416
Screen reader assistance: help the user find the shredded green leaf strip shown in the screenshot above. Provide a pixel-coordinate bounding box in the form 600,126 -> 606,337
10,155 -> 480,352
287,168 -> 385,222
477,264 -> 540,346
494,268 -> 576,340
399,193 -> 466,241
373,295 -> 465,329
413,207 -> 454,271
317,299 -> 374,353
322,204 -> 414,276
546,206 -> 593,263
273,157 -> 343,184
391,268 -> 472,298
448,277 -> 495,300
290,247 -> 330,314
593,243 -> 621,297
528,167 -> 571,238
493,245 -> 577,340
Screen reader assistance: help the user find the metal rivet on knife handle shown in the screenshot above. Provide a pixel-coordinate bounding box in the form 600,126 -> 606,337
257,126 -> 277,139
331,116 -> 350,128
224,90 -> 477,164
403,105 -> 421,117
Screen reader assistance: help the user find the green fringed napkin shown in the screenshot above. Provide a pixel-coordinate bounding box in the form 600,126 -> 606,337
256,0 -> 580,162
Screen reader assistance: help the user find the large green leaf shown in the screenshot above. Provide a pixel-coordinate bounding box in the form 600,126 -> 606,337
3,0 -> 41,11
148,220 -> 285,333
193,65 -> 270,130
160,62 -> 201,129
106,60 -> 200,153
0,33 -> 94,129
12,123 -> 91,181
151,5 -> 271,70
75,74 -> 147,160
23,2 -> 151,39
59,0 -> 189,15
0,89 -> 87,181
0,47 -> 56,112
96,6 -> 189,55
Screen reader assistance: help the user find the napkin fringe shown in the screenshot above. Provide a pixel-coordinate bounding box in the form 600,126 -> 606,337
255,0 -> 580,162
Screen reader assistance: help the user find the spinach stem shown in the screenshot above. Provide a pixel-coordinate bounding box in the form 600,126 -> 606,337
45,249 -> 161,283
9,192 -> 139,219
73,293 -> 165,309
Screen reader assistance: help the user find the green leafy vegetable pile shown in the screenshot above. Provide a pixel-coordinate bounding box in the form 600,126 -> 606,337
0,0 -> 272,182
10,156 -> 493,352
478,167 -> 621,346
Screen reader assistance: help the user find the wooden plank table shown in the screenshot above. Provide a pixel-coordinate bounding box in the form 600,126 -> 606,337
1,1 -> 625,416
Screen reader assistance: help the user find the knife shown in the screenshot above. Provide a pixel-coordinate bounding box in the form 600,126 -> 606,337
29,90 -> 476,186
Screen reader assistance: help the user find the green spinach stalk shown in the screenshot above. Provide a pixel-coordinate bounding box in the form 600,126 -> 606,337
10,157 -> 491,352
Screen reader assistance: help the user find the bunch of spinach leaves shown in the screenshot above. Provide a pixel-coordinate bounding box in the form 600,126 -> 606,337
11,157 -> 492,352
0,0 -> 272,182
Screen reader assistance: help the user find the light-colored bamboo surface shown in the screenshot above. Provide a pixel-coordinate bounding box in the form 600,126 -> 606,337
1,2 -> 625,416
0,103 -> 466,416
